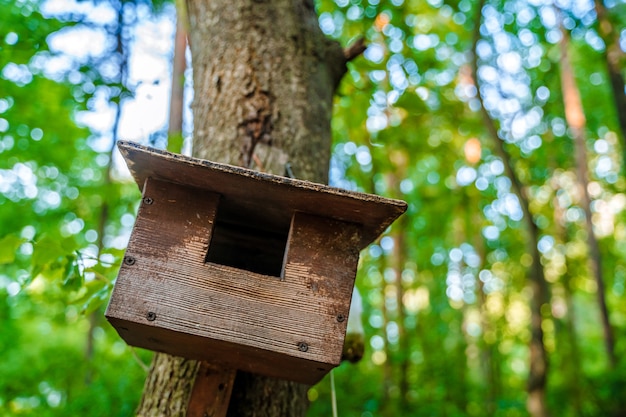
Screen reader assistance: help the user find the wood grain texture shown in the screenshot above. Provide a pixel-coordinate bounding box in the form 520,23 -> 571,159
186,362 -> 236,417
106,178 -> 364,384
117,140 -> 407,250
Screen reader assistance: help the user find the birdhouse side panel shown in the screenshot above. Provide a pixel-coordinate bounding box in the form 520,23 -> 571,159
106,178 -> 219,347
282,212 -> 362,365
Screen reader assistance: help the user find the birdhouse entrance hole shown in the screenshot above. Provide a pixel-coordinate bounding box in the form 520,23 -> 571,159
205,219 -> 288,278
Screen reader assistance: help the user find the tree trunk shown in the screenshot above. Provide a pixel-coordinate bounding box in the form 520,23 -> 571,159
471,1 -> 551,416
558,26 -> 616,367
187,0 -> 344,182
470,203 -> 497,416
137,355 -> 200,415
167,0 -> 187,141
593,0 -> 626,153
551,174 -> 584,416
385,164 -> 409,410
136,1 -> 346,415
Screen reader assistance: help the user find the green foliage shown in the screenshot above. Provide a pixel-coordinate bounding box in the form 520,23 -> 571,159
0,0 -> 150,414
166,132 -> 184,154
0,287 -> 151,416
311,0 -> 626,416
2,0 -> 625,415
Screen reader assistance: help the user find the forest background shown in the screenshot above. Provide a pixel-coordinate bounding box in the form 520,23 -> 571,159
1,0 -> 625,415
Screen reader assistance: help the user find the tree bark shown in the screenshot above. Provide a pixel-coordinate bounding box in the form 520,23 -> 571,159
187,0 -> 344,182
137,354 -> 200,415
136,1 -> 346,415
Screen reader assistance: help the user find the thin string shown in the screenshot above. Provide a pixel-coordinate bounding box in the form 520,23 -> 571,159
330,368 -> 338,417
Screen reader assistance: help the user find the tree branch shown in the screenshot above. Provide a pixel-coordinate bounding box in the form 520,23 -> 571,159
344,37 -> 367,62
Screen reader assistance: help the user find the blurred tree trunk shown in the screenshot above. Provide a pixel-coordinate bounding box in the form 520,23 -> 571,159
386,167 -> 409,410
135,1 -> 347,416
551,181 -> 584,416
471,1 -> 551,416
167,0 -> 187,144
592,0 -> 626,153
394,220 -> 409,410
476,282 -> 498,416
558,26 -> 616,367
381,254 -> 394,406
88,0 -> 131,383
470,206 -> 497,416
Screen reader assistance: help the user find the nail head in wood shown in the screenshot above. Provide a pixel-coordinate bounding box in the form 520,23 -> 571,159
123,256 -> 135,266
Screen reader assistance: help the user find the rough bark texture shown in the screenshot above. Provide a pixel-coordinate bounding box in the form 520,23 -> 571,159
136,0 -> 346,415
225,373 -> 308,417
136,354 -> 200,415
187,0 -> 344,182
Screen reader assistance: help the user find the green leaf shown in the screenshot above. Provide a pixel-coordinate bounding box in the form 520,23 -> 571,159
62,255 -> 83,291
393,91 -> 428,114
32,235 -> 66,267
71,278 -> 108,306
167,132 -> 184,154
0,234 -> 26,264
81,286 -> 111,315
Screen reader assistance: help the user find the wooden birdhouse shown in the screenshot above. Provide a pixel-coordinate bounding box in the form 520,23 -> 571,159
105,141 -> 407,385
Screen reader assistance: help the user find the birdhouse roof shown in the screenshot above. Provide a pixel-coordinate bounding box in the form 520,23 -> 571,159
118,141 -> 407,249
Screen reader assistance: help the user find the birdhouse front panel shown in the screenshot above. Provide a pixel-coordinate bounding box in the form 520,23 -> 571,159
107,178 -> 363,384
105,141 -> 407,385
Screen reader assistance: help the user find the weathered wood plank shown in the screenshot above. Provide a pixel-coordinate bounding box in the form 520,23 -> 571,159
117,140 -> 407,249
108,140 -> 407,384
186,362 -> 236,417
106,178 -> 362,384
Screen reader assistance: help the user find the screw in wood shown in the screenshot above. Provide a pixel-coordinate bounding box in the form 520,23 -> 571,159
123,256 -> 136,266
298,342 -> 309,352
336,313 -> 346,322
143,197 -> 153,205
146,312 -> 157,321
